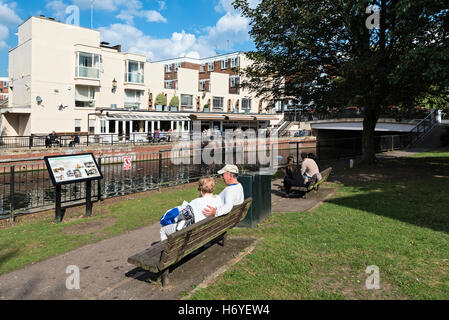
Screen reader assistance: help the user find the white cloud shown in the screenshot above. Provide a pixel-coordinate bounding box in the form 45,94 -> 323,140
142,10 -> 166,23
72,0 -> 126,12
97,0 -> 257,61
0,24 -> 9,49
46,0 -> 69,21
98,23 -> 214,61
0,0 -> 22,26
158,1 -> 166,11
214,0 -> 260,14
115,0 -> 167,24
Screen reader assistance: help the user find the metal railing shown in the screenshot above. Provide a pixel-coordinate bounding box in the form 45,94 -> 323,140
408,109 -> 438,146
76,66 -> 100,79
0,129 -> 308,150
125,72 -> 144,84
0,134 -> 410,220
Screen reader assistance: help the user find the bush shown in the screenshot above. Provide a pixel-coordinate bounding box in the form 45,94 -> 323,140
169,96 -> 179,107
155,93 -> 167,106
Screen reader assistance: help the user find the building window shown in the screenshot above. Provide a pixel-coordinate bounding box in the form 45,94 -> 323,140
126,60 -> 144,83
109,120 -> 116,133
75,85 -> 96,108
213,97 -> 224,111
165,64 -> 173,72
76,52 -> 101,79
164,80 -> 178,89
181,94 -> 193,109
230,57 -> 239,68
199,79 -> 209,91
100,120 -> 107,133
125,90 -> 142,109
75,119 -> 82,132
242,98 -> 252,110
174,63 -> 182,72
221,59 -> 228,69
230,76 -> 239,88
200,64 -> 205,73
89,119 -> 95,134
208,62 -> 214,71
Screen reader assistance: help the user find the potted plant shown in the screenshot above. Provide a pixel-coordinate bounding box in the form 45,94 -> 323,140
155,93 -> 167,111
169,96 -> 179,111
203,104 -> 210,112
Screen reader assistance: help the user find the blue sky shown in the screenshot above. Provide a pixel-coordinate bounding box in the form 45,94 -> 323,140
0,0 -> 259,76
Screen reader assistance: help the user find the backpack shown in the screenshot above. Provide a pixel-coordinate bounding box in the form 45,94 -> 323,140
176,205 -> 195,230
160,207 -> 180,226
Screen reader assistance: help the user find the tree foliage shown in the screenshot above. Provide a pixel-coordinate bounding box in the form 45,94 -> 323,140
234,0 -> 449,162
169,95 -> 180,107
155,93 -> 167,106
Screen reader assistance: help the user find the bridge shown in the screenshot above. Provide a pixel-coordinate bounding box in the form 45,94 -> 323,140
309,118 -> 417,135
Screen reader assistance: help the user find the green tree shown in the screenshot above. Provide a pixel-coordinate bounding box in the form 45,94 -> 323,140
169,96 -> 180,107
155,93 -> 167,106
234,0 -> 449,163
418,86 -> 449,118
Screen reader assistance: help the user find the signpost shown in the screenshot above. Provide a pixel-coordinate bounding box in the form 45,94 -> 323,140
44,153 -> 103,222
123,156 -> 132,171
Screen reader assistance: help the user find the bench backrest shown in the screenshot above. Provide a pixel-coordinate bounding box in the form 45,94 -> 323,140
315,167 -> 332,188
158,197 -> 253,271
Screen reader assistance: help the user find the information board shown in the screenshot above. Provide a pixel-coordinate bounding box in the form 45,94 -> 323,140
44,153 -> 103,186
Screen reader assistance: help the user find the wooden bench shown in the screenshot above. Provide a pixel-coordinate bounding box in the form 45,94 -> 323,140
290,167 -> 332,198
127,197 -> 253,286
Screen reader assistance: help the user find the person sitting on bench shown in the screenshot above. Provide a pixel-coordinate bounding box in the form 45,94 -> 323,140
69,135 -> 80,147
283,162 -> 307,197
159,177 -> 222,241
300,152 -> 321,185
45,131 -> 59,148
202,164 -> 244,218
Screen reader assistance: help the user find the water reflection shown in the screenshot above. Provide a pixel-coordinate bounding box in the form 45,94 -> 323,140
0,147 -> 312,217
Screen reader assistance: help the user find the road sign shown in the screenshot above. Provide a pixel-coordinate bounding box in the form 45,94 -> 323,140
123,156 -> 132,171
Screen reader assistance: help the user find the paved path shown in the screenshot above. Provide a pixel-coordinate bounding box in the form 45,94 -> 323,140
0,180 -> 336,300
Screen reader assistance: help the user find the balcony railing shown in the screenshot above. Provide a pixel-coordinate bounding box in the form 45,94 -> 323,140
125,73 -> 144,84
124,102 -> 141,110
76,66 -> 100,79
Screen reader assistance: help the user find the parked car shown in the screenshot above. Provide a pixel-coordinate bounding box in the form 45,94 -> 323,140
294,130 -> 309,137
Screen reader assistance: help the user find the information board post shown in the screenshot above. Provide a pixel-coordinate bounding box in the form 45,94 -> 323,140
86,180 -> 92,217
55,185 -> 64,223
44,153 -> 103,223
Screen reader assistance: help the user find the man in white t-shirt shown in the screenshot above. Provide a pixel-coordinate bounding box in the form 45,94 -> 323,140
203,164 -> 244,218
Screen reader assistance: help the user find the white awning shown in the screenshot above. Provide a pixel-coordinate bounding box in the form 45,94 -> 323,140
104,114 -> 191,121
189,114 -> 226,120
226,114 -> 253,121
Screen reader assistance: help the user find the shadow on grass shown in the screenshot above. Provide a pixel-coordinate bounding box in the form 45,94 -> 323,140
326,156 -> 449,234
0,244 -> 20,269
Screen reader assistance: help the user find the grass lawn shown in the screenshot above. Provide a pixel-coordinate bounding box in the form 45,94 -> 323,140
189,148 -> 449,300
0,181 -> 227,275
1,148 -> 448,299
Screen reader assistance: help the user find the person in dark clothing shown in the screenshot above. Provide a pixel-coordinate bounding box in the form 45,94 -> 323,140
69,135 -> 80,147
282,156 -> 307,197
46,131 -> 59,148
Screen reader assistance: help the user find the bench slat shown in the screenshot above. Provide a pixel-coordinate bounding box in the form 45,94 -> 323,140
165,205 -> 244,247
159,215 -> 242,268
291,167 -> 332,192
127,241 -> 166,273
158,199 -> 251,270
127,198 -> 253,276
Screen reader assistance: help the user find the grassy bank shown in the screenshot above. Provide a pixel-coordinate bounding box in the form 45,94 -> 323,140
189,149 -> 449,299
1,148 -> 448,299
0,182 -> 226,275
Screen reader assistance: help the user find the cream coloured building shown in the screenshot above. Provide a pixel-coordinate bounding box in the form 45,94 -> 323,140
2,16 -> 279,138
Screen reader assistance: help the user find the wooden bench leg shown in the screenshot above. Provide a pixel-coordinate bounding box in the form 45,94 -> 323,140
161,268 -> 170,287
218,233 -> 227,247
